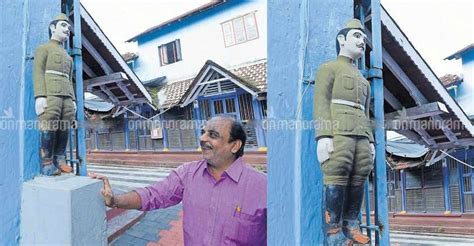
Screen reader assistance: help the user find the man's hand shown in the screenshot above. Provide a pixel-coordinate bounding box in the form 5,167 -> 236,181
317,137 -> 334,164
89,172 -> 115,207
35,97 -> 47,115
370,143 -> 375,162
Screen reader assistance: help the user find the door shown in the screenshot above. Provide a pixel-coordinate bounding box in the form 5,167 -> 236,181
210,97 -> 240,120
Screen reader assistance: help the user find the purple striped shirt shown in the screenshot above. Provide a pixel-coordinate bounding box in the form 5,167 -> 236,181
135,157 -> 267,246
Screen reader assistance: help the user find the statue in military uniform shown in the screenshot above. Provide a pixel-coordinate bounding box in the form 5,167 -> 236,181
34,14 -> 76,176
313,19 -> 375,245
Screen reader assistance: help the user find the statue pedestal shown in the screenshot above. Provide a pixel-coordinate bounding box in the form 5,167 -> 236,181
20,175 -> 107,245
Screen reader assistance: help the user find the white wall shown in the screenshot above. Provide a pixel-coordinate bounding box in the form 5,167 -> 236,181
133,0 -> 267,83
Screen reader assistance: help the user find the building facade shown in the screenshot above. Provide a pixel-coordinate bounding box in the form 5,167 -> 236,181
88,0 -> 268,152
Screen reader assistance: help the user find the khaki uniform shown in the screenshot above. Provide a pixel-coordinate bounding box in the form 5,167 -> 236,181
34,39 -> 76,130
314,56 -> 374,186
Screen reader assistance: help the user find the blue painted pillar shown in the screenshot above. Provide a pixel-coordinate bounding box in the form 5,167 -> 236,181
124,112 -> 130,150
71,0 -> 87,176
268,0 -> 352,244
252,98 -> 267,151
193,101 -> 202,150
458,161 -> 465,213
400,169 -> 407,213
442,158 -> 452,214
160,114 -> 169,151
370,0 -> 390,244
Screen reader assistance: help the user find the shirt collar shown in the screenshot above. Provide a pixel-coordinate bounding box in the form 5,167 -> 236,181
203,157 -> 244,183
224,157 -> 244,183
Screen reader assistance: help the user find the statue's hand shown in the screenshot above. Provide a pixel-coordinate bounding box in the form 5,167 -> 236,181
35,97 -> 47,115
72,101 -> 76,113
317,137 -> 334,164
89,172 -> 115,207
370,143 -> 375,161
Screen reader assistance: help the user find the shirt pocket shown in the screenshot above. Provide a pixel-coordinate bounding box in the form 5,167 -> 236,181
223,211 -> 265,246
342,74 -> 354,90
335,109 -> 356,132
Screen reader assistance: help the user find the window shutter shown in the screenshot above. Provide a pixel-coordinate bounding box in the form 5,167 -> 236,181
244,13 -> 258,40
175,39 -> 182,61
232,17 -> 246,43
222,21 -> 235,46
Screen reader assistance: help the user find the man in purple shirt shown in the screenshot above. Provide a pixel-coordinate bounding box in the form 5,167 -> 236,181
91,116 -> 267,245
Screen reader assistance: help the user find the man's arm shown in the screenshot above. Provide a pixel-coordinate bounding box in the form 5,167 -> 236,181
89,172 -> 142,209
90,163 -> 187,211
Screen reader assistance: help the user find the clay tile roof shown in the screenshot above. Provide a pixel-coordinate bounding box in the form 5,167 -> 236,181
158,78 -> 194,109
439,74 -> 462,87
231,61 -> 267,92
157,60 -> 267,109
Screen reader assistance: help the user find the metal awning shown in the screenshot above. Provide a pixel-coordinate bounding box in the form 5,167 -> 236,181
180,60 -> 259,107
363,6 -> 474,150
386,136 -> 448,170
70,5 -> 153,108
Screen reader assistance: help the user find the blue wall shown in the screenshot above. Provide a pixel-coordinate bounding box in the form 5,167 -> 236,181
268,0 -> 353,245
267,0 -> 352,244
0,0 -> 59,244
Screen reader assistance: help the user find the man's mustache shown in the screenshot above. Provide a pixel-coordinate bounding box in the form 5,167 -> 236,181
200,141 -> 213,150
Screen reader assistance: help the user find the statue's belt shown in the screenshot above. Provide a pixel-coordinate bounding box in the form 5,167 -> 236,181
331,99 -> 365,111
45,70 -> 69,79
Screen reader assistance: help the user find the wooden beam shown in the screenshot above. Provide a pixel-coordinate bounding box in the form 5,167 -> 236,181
100,85 -> 119,104
432,139 -> 474,150
117,81 -> 135,100
82,35 -> 114,74
380,7 -> 474,138
366,29 -> 458,144
384,87 -> 403,110
85,72 -> 127,91
82,63 -> 97,77
81,5 -> 153,104
385,102 -> 449,121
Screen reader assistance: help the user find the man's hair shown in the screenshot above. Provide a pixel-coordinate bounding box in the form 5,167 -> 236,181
228,118 -> 246,158
212,115 -> 247,158
48,20 -> 60,38
335,28 -> 363,55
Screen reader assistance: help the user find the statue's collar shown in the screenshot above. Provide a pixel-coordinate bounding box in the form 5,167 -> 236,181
337,55 -> 354,64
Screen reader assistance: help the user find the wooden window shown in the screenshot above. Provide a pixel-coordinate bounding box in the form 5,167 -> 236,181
158,39 -> 182,66
221,12 -> 259,47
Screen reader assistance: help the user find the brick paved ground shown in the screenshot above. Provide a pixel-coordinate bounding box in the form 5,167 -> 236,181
111,204 -> 183,246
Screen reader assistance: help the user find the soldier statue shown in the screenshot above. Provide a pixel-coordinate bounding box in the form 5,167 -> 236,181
34,14 -> 76,176
313,19 -> 375,245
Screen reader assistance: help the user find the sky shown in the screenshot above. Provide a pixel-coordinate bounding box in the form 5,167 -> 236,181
81,0 -> 473,77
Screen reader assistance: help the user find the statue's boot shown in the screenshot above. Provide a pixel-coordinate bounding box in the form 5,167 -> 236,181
343,185 -> 370,244
53,129 -> 73,173
40,131 -> 60,176
325,185 -> 353,246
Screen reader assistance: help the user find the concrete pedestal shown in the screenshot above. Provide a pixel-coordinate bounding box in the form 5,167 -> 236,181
20,175 -> 107,245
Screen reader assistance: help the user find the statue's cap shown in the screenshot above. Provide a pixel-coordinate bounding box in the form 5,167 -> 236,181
52,13 -> 70,24
344,19 -> 364,31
